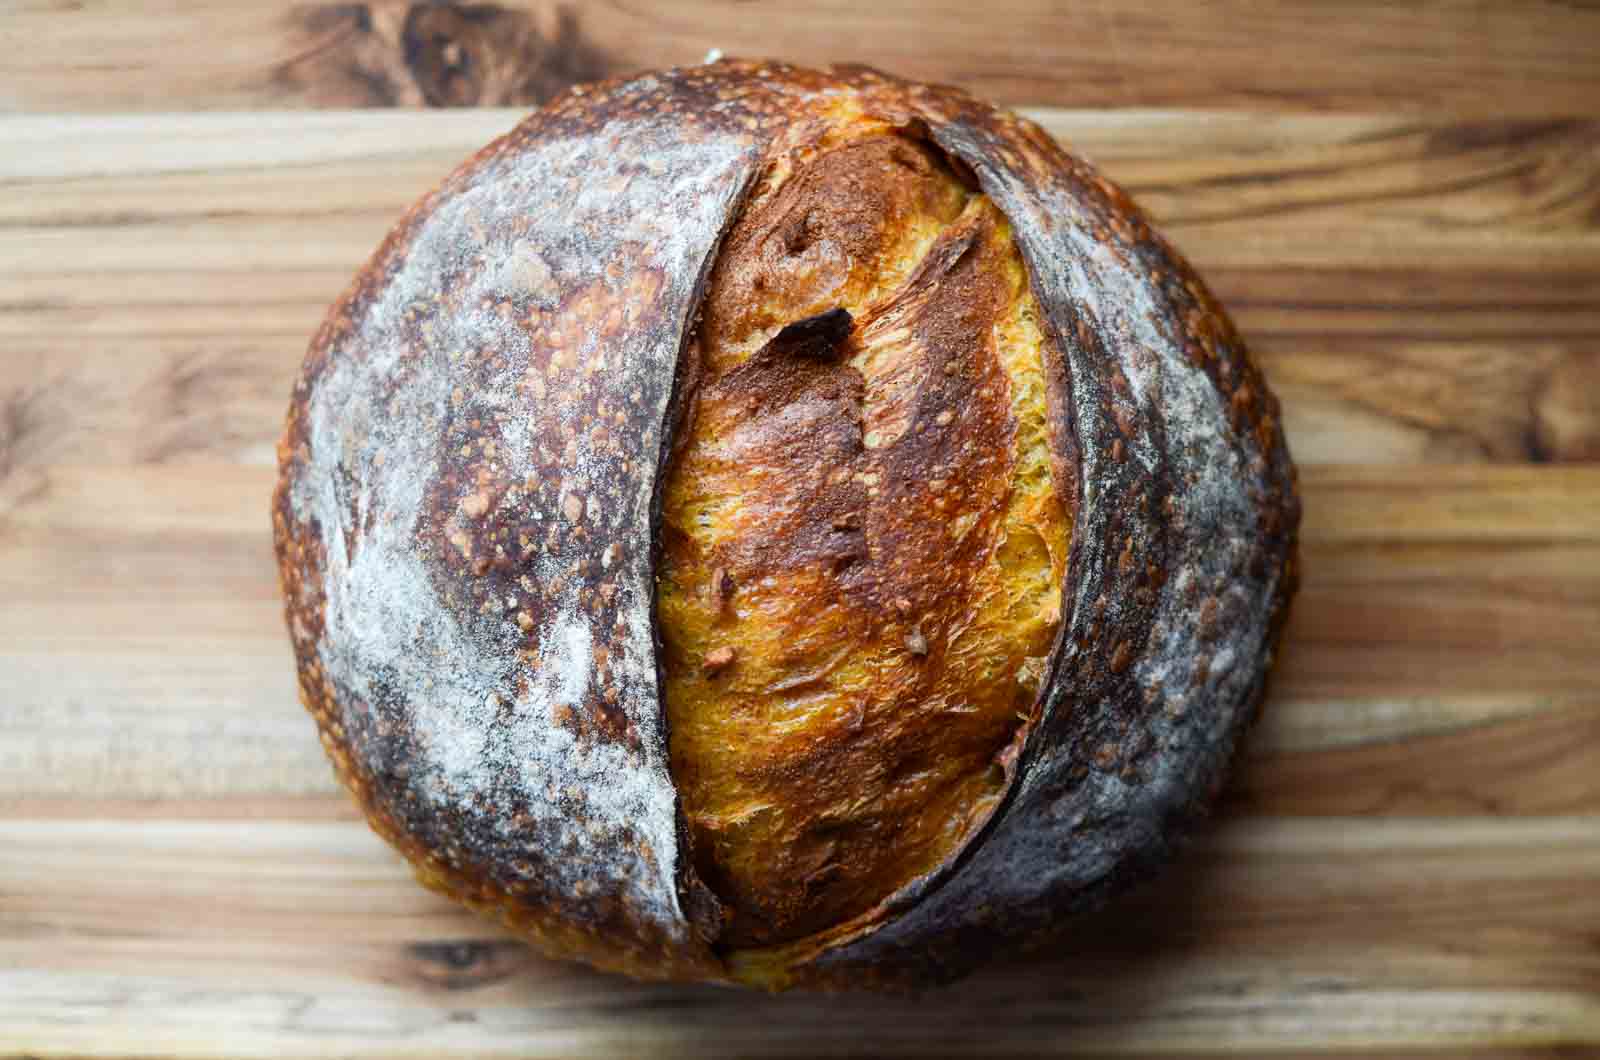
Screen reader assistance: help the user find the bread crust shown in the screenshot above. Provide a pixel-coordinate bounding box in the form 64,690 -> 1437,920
660,129 -> 1072,949
273,60 -> 1299,988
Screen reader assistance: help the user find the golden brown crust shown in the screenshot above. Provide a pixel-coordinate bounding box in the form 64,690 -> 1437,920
274,59 -> 1300,990
696,132 -> 968,371
658,118 -> 1071,948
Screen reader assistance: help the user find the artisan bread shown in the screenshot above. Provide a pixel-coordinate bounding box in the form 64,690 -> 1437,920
272,60 -> 1300,989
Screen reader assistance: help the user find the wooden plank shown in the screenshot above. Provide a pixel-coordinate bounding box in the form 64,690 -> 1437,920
8,320 -> 1597,470
8,334 -> 1598,469
1,816 -> 1595,1056
3,111 -> 1598,468
1231,701 -> 1600,816
3,797 -> 361,821
3,0 -> 1599,116
6,111 -> 1596,263
2,465 -> 1597,812
3,7 -> 1594,1058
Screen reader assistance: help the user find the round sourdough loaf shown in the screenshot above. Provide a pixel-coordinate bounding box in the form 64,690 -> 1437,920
272,60 -> 1300,990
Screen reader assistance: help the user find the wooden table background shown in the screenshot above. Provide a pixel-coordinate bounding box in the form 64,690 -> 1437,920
3,2 -> 1598,1056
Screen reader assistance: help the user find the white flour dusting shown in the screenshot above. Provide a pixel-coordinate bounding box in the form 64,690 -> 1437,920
287,97 -> 759,940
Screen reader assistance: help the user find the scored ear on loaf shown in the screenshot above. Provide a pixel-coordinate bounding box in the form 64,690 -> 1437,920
272,61 -> 1300,990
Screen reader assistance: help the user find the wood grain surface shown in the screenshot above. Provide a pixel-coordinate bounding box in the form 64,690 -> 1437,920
2,4 -> 1599,1057
4,0 -> 1600,115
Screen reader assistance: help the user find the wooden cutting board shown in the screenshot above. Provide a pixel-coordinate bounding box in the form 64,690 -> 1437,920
2,3 -> 1597,1056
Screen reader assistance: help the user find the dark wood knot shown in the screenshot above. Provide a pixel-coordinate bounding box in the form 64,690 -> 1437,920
280,2 -> 616,108
404,938 -> 530,990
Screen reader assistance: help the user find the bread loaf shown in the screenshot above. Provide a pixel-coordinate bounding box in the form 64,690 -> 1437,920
272,60 -> 1300,990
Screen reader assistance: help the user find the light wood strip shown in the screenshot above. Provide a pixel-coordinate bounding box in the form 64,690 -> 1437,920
7,336 -> 1598,469
4,111 -> 1594,265
1,465 -> 1596,809
1232,702 -> 1600,816
0,817 -> 1595,1056
2,111 -> 1597,468
0,797 -> 361,821
34,464 -> 1596,543
2,1 -> 1599,116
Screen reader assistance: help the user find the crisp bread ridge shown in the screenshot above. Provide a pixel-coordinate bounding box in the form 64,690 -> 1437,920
273,61 -> 1300,988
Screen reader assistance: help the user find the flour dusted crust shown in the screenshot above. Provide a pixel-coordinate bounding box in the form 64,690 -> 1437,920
273,61 -> 1299,988
273,69 -> 784,980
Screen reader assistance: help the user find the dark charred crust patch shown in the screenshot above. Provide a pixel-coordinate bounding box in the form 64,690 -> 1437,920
767,307 -> 854,361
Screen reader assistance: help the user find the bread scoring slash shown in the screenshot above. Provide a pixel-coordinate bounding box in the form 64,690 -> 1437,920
272,60 -> 1299,989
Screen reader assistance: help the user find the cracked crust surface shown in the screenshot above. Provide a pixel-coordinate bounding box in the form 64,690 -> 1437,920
659,119 -> 1071,951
